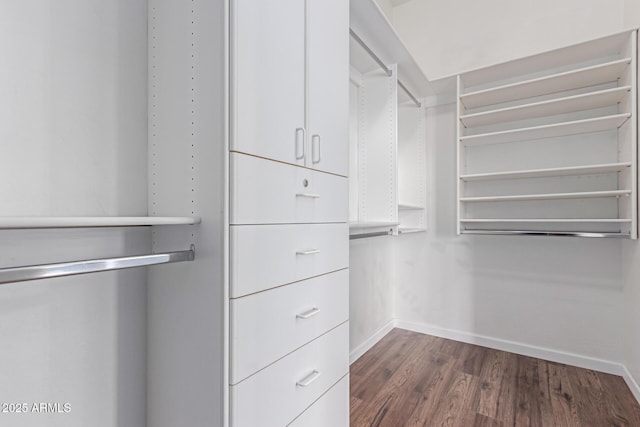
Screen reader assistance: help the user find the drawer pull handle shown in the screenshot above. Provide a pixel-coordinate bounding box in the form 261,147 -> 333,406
296,249 -> 320,256
295,128 -> 306,160
296,193 -> 321,199
296,370 -> 321,387
296,307 -> 320,319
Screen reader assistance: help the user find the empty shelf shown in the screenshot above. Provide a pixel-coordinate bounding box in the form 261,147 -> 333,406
349,221 -> 399,229
397,227 -> 426,234
460,162 -> 631,181
460,86 -> 631,128
461,230 -> 630,238
0,216 -> 202,229
461,58 -> 631,109
460,189 -> 631,203
459,114 -> 630,146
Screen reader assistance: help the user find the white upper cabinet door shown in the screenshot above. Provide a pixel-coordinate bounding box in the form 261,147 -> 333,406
232,0 -> 306,166
307,0 -> 349,177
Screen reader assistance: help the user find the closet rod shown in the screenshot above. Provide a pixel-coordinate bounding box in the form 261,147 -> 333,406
349,29 -> 422,108
350,231 -> 391,240
0,246 -> 195,285
462,230 -> 630,238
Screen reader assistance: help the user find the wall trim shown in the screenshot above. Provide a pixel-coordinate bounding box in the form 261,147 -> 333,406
349,320 -> 396,364
395,319 -> 624,376
348,318 -> 640,405
621,365 -> 640,404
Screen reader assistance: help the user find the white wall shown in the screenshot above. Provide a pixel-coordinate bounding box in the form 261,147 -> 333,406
0,2 -> 148,426
625,0 -> 640,27
350,238 -> 395,353
374,0 -> 394,22
623,0 -> 640,397
393,0 -> 625,79
394,104 -> 624,363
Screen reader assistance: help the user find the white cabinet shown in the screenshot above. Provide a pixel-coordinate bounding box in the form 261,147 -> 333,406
232,0 -> 349,177
228,1 -> 349,425
231,0 -> 305,167
308,0 -> 350,176
456,30 -> 638,238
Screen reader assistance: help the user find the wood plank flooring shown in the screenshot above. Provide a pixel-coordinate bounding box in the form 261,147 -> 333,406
350,328 -> 640,426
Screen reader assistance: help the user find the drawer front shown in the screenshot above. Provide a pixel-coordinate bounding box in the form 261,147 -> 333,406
288,375 -> 349,427
230,322 -> 349,427
230,223 -> 348,297
230,269 -> 349,384
230,152 -> 348,224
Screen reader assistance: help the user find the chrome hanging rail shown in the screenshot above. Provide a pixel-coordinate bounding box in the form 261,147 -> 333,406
350,230 -> 392,240
462,230 -> 630,238
0,246 -> 195,285
349,29 -> 422,108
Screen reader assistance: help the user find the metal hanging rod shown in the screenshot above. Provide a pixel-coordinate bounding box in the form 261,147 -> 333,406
462,230 -> 630,238
350,230 -> 392,240
0,246 -> 195,285
349,29 -> 422,108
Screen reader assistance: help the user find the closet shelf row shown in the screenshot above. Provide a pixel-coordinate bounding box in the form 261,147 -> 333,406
0,216 -> 201,229
459,113 -> 630,146
398,203 -> 424,210
460,57 -> 631,109
460,218 -> 632,223
460,162 -> 631,181
460,190 -> 631,203
460,86 -> 630,128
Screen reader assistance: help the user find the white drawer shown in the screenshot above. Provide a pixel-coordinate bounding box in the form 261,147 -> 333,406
230,152 -> 348,224
230,269 -> 349,384
230,322 -> 349,427
230,223 -> 348,297
288,375 -> 349,427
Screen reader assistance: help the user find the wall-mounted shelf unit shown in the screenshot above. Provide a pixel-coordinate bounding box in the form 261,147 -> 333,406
348,0 -> 428,239
456,30 -> 638,238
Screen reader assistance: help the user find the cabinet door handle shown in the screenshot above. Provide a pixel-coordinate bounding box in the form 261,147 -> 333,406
296,307 -> 320,319
295,128 -> 306,160
296,249 -> 320,255
311,134 -> 321,164
296,370 -> 321,387
295,193 -> 321,199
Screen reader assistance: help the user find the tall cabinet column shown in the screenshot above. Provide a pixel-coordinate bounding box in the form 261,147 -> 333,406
228,0 -> 350,425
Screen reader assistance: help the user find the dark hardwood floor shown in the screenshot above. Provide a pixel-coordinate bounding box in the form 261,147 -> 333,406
350,328 -> 640,426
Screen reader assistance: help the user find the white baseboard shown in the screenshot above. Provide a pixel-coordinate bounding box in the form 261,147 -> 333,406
348,318 -> 640,405
349,320 -> 396,364
395,319 -> 624,376
621,365 -> 640,404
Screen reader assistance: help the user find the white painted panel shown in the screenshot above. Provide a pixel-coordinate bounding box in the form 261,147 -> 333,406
230,269 -> 349,384
230,223 -> 349,297
289,375 -> 349,427
398,102 -> 427,230
358,67 -> 398,223
349,81 -> 360,222
230,322 -> 349,427
308,0 -> 350,176
231,0 -> 305,166
230,153 -> 348,224
146,1 -> 226,427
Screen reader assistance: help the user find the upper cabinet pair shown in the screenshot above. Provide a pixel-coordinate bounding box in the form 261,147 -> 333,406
231,0 -> 349,177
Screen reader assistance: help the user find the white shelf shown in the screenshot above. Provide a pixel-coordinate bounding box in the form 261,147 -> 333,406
460,58 -> 631,109
398,203 -> 424,210
460,162 -> 631,181
460,86 -> 631,128
460,218 -> 632,223
349,221 -> 399,229
459,114 -> 630,146
461,190 -> 631,203
0,216 -> 201,229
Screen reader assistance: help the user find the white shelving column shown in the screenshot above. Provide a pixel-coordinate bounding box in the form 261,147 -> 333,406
456,30 -> 638,238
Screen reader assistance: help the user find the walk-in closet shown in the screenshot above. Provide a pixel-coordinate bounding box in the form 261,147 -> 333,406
1,0 -> 639,426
